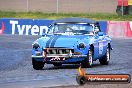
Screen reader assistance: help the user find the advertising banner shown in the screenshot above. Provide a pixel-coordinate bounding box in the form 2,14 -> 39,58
107,21 -> 132,38
0,18 -> 53,35
129,21 -> 132,30
99,21 -> 107,34
0,18 -> 107,36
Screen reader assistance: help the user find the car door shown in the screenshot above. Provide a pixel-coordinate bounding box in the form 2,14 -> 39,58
93,25 -> 104,58
93,34 -> 104,58
101,35 -> 108,56
93,35 -> 100,59
98,35 -> 104,57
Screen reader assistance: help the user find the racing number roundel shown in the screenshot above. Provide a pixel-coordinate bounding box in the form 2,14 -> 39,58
99,42 -> 103,54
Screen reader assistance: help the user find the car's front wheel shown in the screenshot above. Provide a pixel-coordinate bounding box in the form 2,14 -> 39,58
32,58 -> 44,70
81,48 -> 93,68
99,47 -> 110,65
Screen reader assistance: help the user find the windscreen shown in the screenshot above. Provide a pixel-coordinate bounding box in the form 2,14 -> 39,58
48,23 -> 94,35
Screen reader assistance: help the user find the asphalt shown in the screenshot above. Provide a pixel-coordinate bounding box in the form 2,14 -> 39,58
0,35 -> 132,88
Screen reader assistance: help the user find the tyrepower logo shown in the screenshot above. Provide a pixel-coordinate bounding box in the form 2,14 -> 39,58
0,22 -> 5,35
10,20 -> 48,35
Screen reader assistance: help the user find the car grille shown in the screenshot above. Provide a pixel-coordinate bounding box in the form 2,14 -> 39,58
44,48 -> 74,54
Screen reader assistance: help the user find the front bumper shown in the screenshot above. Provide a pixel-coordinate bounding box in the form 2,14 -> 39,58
31,54 -> 87,58
32,54 -> 87,63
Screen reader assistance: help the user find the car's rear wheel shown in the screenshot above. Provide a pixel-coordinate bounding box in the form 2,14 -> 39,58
99,47 -> 110,65
81,48 -> 93,68
32,58 -> 44,70
53,63 -> 62,67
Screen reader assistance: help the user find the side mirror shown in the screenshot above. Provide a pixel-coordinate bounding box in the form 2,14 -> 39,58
48,24 -> 53,29
98,32 -> 104,36
42,33 -> 46,37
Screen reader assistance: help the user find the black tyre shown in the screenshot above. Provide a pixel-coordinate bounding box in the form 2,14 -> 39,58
53,63 -> 62,67
128,6 -> 132,15
76,76 -> 86,85
116,6 -> 128,15
116,6 -> 122,15
32,58 -> 44,70
81,48 -> 93,68
99,47 -> 110,65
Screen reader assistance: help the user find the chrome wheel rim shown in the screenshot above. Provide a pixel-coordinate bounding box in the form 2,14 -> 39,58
89,50 -> 93,65
106,48 -> 110,61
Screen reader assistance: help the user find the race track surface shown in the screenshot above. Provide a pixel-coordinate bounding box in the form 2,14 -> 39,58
0,35 -> 132,88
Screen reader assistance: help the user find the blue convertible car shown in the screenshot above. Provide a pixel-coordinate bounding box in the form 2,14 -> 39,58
32,18 -> 112,70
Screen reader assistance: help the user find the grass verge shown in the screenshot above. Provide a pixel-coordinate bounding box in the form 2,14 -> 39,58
0,11 -> 131,21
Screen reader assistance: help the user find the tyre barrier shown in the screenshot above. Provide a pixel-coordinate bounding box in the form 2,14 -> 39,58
116,6 -> 128,15
117,0 -> 128,15
128,5 -> 132,15
116,0 -> 132,15
118,0 -> 128,6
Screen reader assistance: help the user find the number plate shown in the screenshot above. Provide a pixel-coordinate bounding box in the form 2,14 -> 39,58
50,57 -> 65,61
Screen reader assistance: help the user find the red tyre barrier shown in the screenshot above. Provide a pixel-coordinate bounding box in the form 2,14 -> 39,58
118,0 -> 122,6
107,21 -> 132,38
118,0 -> 128,6
124,0 -> 128,6
126,21 -> 132,37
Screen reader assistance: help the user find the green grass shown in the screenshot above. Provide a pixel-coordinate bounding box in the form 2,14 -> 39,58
0,11 -> 132,21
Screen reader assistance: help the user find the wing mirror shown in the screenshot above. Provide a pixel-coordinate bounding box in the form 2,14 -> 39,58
42,24 -> 53,37
42,33 -> 46,37
98,32 -> 104,36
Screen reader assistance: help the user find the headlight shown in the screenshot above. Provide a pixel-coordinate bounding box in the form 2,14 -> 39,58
78,43 -> 85,49
36,51 -> 41,56
33,43 -> 40,49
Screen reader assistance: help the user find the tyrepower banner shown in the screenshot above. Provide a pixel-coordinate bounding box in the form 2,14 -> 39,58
107,21 -> 132,38
0,18 -> 107,35
0,18 -> 53,35
1,18 -> 132,38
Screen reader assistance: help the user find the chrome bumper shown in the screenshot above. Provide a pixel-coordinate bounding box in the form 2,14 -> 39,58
31,54 -> 87,58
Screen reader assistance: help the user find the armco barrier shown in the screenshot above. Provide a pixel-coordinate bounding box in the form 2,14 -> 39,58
107,21 -> 132,38
0,18 -> 107,35
0,18 -> 53,35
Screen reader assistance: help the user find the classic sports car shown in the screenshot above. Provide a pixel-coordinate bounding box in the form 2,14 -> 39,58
32,18 -> 112,70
